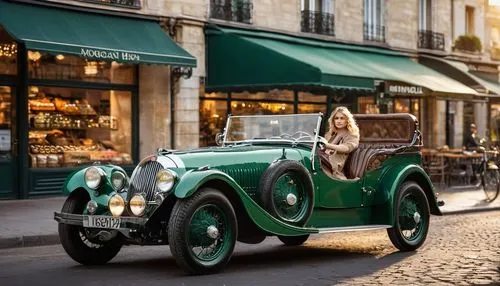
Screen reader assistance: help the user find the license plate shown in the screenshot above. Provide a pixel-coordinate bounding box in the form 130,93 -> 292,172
84,215 -> 121,229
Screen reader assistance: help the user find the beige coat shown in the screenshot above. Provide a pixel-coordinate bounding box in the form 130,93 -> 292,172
326,130 -> 359,179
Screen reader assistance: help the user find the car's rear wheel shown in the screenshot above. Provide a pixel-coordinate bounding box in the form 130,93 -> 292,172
168,188 -> 237,275
260,160 -> 314,226
277,235 -> 309,246
58,191 -> 123,265
387,182 -> 430,251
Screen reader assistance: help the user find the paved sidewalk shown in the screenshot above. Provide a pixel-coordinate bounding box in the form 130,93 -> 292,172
0,187 -> 498,250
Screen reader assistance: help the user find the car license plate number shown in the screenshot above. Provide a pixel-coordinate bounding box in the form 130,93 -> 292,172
84,216 -> 121,229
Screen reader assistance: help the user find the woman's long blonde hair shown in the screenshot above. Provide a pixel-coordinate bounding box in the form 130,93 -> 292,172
325,106 -> 360,139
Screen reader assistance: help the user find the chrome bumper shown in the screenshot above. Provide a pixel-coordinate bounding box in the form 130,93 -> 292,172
54,212 -> 148,228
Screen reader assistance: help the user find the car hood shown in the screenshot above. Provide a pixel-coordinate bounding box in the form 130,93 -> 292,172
158,144 -> 309,172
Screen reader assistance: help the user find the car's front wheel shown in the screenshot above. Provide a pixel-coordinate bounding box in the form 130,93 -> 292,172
58,191 -> 123,265
387,182 -> 430,251
168,188 -> 238,275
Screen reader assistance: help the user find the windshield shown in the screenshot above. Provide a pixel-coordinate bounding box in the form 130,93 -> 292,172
223,114 -> 322,144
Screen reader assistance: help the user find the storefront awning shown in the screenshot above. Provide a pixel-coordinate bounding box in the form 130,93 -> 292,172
206,27 -> 477,95
0,0 -> 196,66
420,56 -> 500,97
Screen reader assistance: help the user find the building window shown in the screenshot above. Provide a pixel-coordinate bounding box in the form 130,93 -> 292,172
0,26 -> 17,76
28,86 -> 133,168
363,0 -> 385,42
301,0 -> 335,36
466,6 -> 475,35
419,0 -> 432,31
75,0 -> 141,9
28,51 -> 136,84
210,0 -> 253,24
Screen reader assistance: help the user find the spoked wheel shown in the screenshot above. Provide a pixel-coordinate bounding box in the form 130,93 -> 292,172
277,235 -> 310,246
387,182 -> 430,251
168,188 -> 237,275
482,169 -> 500,202
260,160 -> 314,226
58,191 -> 123,265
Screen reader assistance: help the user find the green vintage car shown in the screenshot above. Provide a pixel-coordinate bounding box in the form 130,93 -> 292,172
54,113 -> 443,274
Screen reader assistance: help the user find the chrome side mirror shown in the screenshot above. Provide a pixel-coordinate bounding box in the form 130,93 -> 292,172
215,133 -> 224,146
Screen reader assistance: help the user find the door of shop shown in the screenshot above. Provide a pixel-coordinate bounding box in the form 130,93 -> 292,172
0,86 -> 16,198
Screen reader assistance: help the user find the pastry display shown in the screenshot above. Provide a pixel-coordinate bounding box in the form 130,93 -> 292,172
28,89 -> 132,168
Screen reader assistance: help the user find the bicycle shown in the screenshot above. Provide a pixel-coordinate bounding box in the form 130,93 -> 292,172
472,147 -> 500,202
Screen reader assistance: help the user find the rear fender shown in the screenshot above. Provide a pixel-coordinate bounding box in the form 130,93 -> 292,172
376,164 -> 442,226
174,169 -> 315,236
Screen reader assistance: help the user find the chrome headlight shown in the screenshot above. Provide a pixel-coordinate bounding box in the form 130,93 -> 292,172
111,171 -> 127,191
129,194 -> 146,216
85,167 -> 104,189
156,169 -> 176,192
108,194 -> 125,217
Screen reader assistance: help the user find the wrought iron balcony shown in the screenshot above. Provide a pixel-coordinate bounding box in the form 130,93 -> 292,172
301,10 -> 335,36
363,23 -> 385,42
210,0 -> 253,24
418,30 -> 445,51
76,0 -> 141,9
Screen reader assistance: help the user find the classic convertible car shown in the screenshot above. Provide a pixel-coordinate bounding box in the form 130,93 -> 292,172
54,113 -> 443,275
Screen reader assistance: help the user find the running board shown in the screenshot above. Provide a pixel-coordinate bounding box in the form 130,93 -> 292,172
316,225 -> 392,234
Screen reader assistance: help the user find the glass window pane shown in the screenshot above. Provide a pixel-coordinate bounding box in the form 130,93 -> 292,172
298,103 -> 326,114
200,99 -> 228,147
28,51 -> 136,84
231,90 -> 294,101
28,86 -> 132,168
394,98 -> 410,113
203,92 -> 228,99
298,92 -> 327,103
358,95 -> 380,114
0,26 -> 17,75
0,86 -> 13,154
231,101 -> 294,115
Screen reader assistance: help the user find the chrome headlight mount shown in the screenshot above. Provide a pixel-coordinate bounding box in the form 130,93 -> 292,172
156,169 -> 177,193
84,167 -> 105,189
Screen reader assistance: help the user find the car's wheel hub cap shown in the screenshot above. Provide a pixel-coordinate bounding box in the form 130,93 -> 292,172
413,212 -> 421,224
286,193 -> 297,206
206,225 -> 219,239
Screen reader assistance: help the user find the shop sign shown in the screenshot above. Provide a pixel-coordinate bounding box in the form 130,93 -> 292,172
80,48 -> 140,61
467,63 -> 498,74
386,83 -> 424,95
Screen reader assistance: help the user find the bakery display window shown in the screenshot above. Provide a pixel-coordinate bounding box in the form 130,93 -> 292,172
0,26 -> 17,76
27,51 -> 136,84
199,97 -> 228,147
28,86 -> 132,168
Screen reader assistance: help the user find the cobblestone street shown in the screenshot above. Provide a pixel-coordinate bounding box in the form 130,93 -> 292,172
310,211 -> 500,285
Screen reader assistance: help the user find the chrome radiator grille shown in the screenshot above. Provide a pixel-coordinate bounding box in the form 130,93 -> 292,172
127,161 -> 163,202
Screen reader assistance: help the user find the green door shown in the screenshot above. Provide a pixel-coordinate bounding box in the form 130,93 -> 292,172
0,86 -> 16,199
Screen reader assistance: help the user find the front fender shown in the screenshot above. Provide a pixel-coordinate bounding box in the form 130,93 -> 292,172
63,165 -> 125,207
375,164 -> 441,226
174,169 -> 316,236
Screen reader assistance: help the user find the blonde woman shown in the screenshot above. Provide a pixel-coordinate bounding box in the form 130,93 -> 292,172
319,106 -> 360,179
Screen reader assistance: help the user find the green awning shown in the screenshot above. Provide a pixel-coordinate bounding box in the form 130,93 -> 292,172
207,27 -> 477,95
0,0 -> 196,66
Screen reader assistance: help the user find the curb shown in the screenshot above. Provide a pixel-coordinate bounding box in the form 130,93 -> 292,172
440,205 -> 500,216
0,234 -> 60,250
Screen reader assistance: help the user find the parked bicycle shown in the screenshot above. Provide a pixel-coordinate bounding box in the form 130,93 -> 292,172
472,146 -> 500,202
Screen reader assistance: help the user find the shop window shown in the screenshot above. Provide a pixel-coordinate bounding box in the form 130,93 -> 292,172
231,90 -> 294,101
394,98 -> 410,113
28,51 -> 136,84
298,92 -> 327,103
490,103 -> 500,145
0,86 -> 12,154
357,96 -> 379,114
0,26 -> 17,75
28,86 -> 132,168
199,99 -> 228,147
298,92 -> 327,113
231,101 -> 294,116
